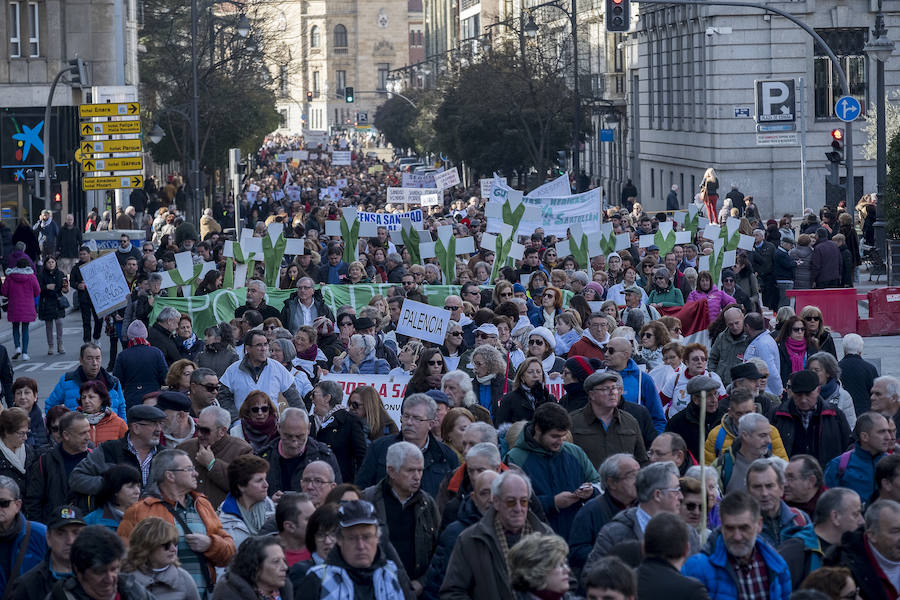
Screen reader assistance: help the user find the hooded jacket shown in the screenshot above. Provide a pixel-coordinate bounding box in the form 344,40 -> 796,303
687,285 -> 736,321
615,358 -> 666,433
1,267 -> 39,323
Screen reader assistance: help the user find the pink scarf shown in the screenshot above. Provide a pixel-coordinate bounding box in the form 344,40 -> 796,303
785,337 -> 807,373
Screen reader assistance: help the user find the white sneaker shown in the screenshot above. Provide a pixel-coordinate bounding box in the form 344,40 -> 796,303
21,353 -> 30,361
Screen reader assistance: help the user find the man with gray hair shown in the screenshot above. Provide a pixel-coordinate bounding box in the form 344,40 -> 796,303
356,393 -> 458,497
363,441 -> 439,593
280,276 -> 335,332
825,499 -> 900,599
839,333 -> 879,416
235,278 -> 281,321
435,442 -> 514,529
0,475 -> 47,592
260,407 -> 342,496
714,412 -> 773,494
871,375 -> 900,432
746,458 -> 809,547
585,461 -> 695,572
147,305 -> 183,365
176,405 -> 252,507
386,252 -> 405,283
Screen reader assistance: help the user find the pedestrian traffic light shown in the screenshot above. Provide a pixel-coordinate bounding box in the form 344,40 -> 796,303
826,128 -> 844,163
606,0 -> 630,32
68,57 -> 88,87
555,150 -> 567,176
306,91 -> 313,102
345,87 -> 354,103
51,182 -> 62,205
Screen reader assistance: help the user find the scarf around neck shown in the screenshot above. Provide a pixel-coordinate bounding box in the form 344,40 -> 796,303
237,497 -> 270,535
242,414 -> 278,451
785,337 -> 807,373
297,343 -> 319,362
128,337 -> 149,348
0,441 -> 26,474
181,333 -> 198,351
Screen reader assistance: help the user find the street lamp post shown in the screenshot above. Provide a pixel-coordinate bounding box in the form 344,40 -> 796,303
864,0 -> 894,263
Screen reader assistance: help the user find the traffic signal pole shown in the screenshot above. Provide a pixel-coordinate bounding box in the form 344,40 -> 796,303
42,64 -> 81,213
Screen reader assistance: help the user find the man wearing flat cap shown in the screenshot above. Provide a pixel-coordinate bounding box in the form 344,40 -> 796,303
70,405 -> 167,498
770,369 -> 851,467
620,285 -> 660,326
157,390 -> 195,447
571,371 -> 648,468
665,375 -> 726,462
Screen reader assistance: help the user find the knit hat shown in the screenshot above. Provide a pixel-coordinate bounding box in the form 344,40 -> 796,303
512,283 -> 527,294
529,326 -> 555,349
585,282 -> 605,298
565,356 -> 604,383
126,320 -> 148,340
571,271 -> 590,285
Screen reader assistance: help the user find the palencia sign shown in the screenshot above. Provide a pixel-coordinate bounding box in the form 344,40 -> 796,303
396,299 -> 451,345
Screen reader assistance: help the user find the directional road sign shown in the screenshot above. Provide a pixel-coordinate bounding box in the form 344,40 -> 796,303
80,139 -> 143,154
78,102 -> 141,118
755,79 -> 796,122
835,96 -> 862,122
80,121 -> 142,136
82,175 -> 144,191
81,157 -> 143,172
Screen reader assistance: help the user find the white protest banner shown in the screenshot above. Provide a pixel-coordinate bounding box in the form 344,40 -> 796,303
402,172 -> 437,188
321,374 -> 411,427
433,167 -> 460,190
504,188 -> 603,237
421,194 -> 441,207
527,173 -> 571,198
357,209 -> 423,230
396,299 -> 451,345
332,151 -> 352,166
480,177 -> 507,199
386,187 -> 430,204
303,130 -> 327,147
80,252 -> 131,317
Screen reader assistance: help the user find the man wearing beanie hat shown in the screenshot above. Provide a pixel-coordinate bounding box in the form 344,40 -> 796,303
770,370 -> 851,466
112,320 -> 168,410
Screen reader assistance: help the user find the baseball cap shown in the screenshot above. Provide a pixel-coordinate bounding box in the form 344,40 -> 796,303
474,323 -> 499,337
623,285 -> 643,296
338,500 -> 379,528
47,505 -> 86,530
425,390 -> 453,407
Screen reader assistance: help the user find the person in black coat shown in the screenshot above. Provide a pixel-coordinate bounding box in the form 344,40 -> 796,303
494,358 -> 554,427
113,320 -> 168,410
824,519 -> 897,600
637,513 -> 710,600
838,335 -> 879,417
0,345 -> 13,408
38,257 -> 67,354
311,380 -> 368,483
147,308 -> 182,366
665,375 -> 725,461
259,409 -> 343,495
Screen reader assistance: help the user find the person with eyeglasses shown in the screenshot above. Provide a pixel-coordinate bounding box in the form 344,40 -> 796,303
719,268 -> 755,315
404,348 -> 447,397
333,334 -> 391,376
400,274 -> 427,304
798,566 -> 862,600
441,471 -> 552,600
676,477 -> 710,539
647,267 -> 685,308
118,448 -> 236,594
774,315 -> 819,388
235,280 -> 281,322
229,391 -> 279,454
280,277 -> 335,333
187,368 -> 221,418
177,406 -> 251,508
118,516 -> 199,600
0,474 -> 47,595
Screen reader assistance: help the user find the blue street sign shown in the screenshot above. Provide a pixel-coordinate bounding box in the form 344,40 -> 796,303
835,96 -> 862,122
600,129 -> 614,142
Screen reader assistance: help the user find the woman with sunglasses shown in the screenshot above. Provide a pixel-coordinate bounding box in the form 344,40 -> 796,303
347,385 -> 398,442
495,357 -> 553,427
513,327 -> 565,381
678,477 -> 710,540
541,247 -> 559,271
528,286 -> 564,329
405,348 -> 448,396
648,267 -> 685,308
775,315 -> 819,387
659,343 -> 725,417
440,322 -> 466,372
230,391 -> 279,453
0,407 -> 33,490
637,322 -> 670,371
800,305 -> 837,358
526,271 -> 549,302
491,281 -> 515,308
390,340 -> 424,377
122,517 -> 199,600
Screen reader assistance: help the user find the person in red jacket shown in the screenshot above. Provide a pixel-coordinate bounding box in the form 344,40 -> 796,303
567,313 -> 611,360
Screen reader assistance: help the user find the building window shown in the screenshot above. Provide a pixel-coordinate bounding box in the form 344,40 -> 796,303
336,70 -> 346,96
333,24 -> 347,54
27,2 -> 37,56
377,63 -> 389,91
279,109 -> 288,128
312,71 -> 320,97
814,29 -> 867,119
310,25 -> 320,48
461,15 -> 479,40
9,2 -> 21,58
279,65 -> 289,95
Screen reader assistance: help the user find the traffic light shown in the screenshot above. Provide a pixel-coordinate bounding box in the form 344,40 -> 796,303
345,87 -> 354,103
826,128 -> 844,163
606,0 -> 630,32
306,91 -> 313,102
51,182 -> 62,205
555,150 -> 567,175
68,58 -> 88,87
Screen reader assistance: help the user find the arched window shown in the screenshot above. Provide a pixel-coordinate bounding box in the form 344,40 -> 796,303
310,25 -> 320,48
333,24 -> 347,53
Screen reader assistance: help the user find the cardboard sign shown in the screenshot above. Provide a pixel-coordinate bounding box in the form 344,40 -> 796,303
80,252 -> 131,317
332,151 -> 352,166
387,187 -> 430,204
396,299 -> 451,345
321,374 -> 411,427
402,172 -> 437,188
433,167 -> 460,190
421,193 -> 441,207
480,177 -> 506,199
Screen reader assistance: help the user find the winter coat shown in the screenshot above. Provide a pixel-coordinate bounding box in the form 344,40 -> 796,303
45,570 -> 155,600
199,214 -> 221,240
37,267 -> 66,321
708,330 -> 749,387
177,434 -> 252,508
751,241 -> 777,278
364,479 -> 440,580
422,495 -> 481,600
648,284 -> 685,307
279,292 -> 336,334
314,408 -> 368,484
686,286 -> 736,322
70,435 -> 151,497
196,343 -> 239,377
704,414 -> 788,465
296,546 -> 410,600
824,529 -> 896,600
148,322 -> 182,366
811,240 -> 842,286
68,261 -> 94,309
260,437 -> 343,493
1,267 -> 40,323
568,492 -> 631,571
336,349 -> 390,375
439,507 -> 552,600
820,379 -> 858,429
825,445 -> 883,501
570,406 -> 647,469
57,225 -> 82,259
212,570 -> 292,600
45,366 -> 126,420
471,375 -> 513,421
567,331 -> 608,360
790,245 -> 815,289
637,557 -> 710,600
815,329 -> 838,358
615,359 -> 667,434
773,247 -> 798,281
494,384 -> 554,427
234,300 -> 281,321
23,403 -> 49,453
777,337 -> 817,386
770,398 -> 851,468
217,493 -> 276,551
760,501 -> 809,548
505,424 -> 601,539
683,531 -> 792,600
839,353 -> 879,416
0,440 -> 32,491
356,433 -> 458,498
126,564 -> 201,600
12,224 -> 39,262
83,503 -> 123,531
24,443 -> 82,523
113,343 -> 168,409
6,559 -> 59,600
778,523 -> 826,589
665,401 -> 724,463
316,260 -> 349,285
838,244 -> 854,286
0,514 -> 47,594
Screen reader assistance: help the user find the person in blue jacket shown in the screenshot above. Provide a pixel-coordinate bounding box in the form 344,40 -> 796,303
604,337 -> 666,433
44,342 -> 126,420
824,412 -> 893,502
0,475 -> 47,595
505,402 -> 601,540
683,490 -> 792,600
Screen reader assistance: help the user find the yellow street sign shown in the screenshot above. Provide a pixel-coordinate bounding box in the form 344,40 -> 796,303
80,121 -> 142,136
82,175 -> 144,191
80,139 -> 143,154
74,148 -> 86,164
81,157 -> 143,172
78,102 -> 140,118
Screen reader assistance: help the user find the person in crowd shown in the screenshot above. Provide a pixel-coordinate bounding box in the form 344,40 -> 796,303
636,512 -> 710,600
155,390 -> 194,447
441,471 -> 552,600
164,360 -> 196,397
392,340 -> 424,377
708,307 -> 748,387
316,244 -> 349,285
713,412 -> 774,493
114,320 -> 168,410
211,535 -> 291,600
440,407 -> 475,462
433,435 -> 504,526
506,402 -> 600,539
362,442 -> 439,593
567,312 -> 611,360
196,323 -> 239,378
259,408 -> 343,493
229,391 -> 279,453
275,491 -> 316,567
46,342 -> 127,419
10,377 -> 48,452
636,321 -> 668,371
0,475 -> 47,593
287,502 -> 341,583
743,311 -> 784,397
83,465 -> 143,530
177,405 -> 251,508
149,307 -> 185,366
23,411 -> 90,522
217,455 -> 276,549
70,246 -> 104,345
494,357 -> 553,427
799,305 -> 838,357
683,491 -> 791,599
311,380 -> 368,483
810,228 -> 842,288
705,388 -> 788,465
405,348 -> 447,396
871,375 -> 900,432
334,333 -> 391,375
554,312 -> 583,357
571,371 -> 647,469
235,279 -> 281,321
0,408 -> 34,491
77,379 -> 129,444
799,566 -> 863,600
117,449 -> 237,593
300,461 -> 338,507
659,342 -> 725,419
824,412 -> 892,500
280,277 -> 335,332
470,345 -> 511,421
507,533 -> 572,599
647,267 -> 685,307
778,487 -> 864,588
356,394 -> 458,497
348,385 -> 399,442
783,454 -> 827,517
37,256 -> 68,355
120,517 -> 200,600
175,315 -> 204,361
583,555 -> 637,600
838,333 -> 878,417
770,369 -> 851,468
808,351 -> 857,428
745,458 -> 809,547
604,337 -> 667,433
666,375 -> 725,460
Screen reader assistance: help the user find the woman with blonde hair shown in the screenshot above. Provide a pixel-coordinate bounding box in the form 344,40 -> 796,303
800,305 -> 837,357
164,359 -> 196,393
122,517 -> 199,600
701,167 -> 720,223
347,385 -> 398,441
508,533 -> 571,599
